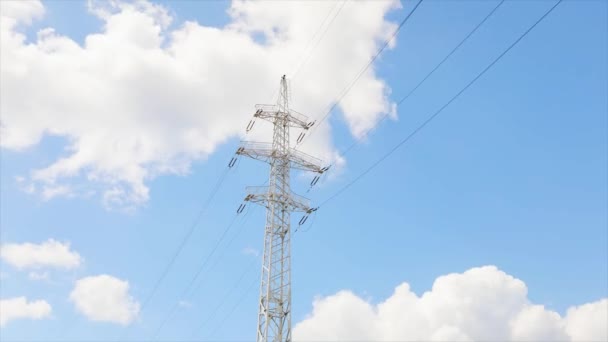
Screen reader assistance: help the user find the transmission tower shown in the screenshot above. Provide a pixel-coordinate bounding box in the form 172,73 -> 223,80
235,75 -> 326,342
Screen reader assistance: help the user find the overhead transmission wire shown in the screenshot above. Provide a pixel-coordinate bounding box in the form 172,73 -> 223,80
208,276 -> 259,340
318,0 -> 563,209
120,164 -> 232,339
340,0 -> 506,158
298,0 -> 424,146
151,205 -> 256,339
290,0 -> 349,80
190,257 -> 258,339
151,212 -> 241,339
266,1 -> 347,103
298,0 -> 505,202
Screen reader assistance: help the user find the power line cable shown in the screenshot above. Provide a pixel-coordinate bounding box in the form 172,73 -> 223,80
291,0 -> 349,80
319,0 -> 563,208
340,0 -> 506,158
300,0 -> 424,145
151,205 -> 256,339
265,1 -> 348,105
207,275 -> 259,340
190,258 -> 258,339
120,164 -> 233,339
151,211 -> 244,339
189,205 -> 255,292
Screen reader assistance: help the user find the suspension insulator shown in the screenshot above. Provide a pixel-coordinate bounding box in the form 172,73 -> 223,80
237,203 -> 246,214
297,132 -> 306,144
321,165 -> 331,173
299,215 -> 309,225
228,157 -> 237,168
310,175 -> 320,187
306,121 -> 315,128
246,120 -> 255,132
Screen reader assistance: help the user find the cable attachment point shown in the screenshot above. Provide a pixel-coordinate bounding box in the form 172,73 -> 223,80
229,146 -> 246,168
237,203 -> 246,214
254,108 -> 263,117
298,215 -> 308,226
246,119 -> 256,133
297,132 -> 306,144
298,207 -> 318,226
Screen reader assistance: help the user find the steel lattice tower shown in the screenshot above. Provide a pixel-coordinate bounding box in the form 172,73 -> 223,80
236,75 -> 325,342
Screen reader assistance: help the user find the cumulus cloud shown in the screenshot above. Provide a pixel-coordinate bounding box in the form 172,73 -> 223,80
0,297 -> 52,326
0,239 -> 82,270
69,274 -> 140,325
0,0 -> 400,209
293,266 -> 608,341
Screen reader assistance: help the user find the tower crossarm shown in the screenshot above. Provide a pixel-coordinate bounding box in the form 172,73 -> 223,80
237,142 -> 326,174
288,148 -> 324,173
253,104 -> 314,130
244,186 -> 311,213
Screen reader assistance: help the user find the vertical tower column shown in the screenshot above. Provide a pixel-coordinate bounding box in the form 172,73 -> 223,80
259,76 -> 292,341
236,76 -> 326,342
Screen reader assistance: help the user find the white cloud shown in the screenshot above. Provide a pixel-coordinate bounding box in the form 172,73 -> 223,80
0,297 -> 52,326
564,298 -> 608,341
28,271 -> 50,281
1,0 -> 400,209
0,239 -> 82,270
293,266 -> 608,341
69,274 -> 140,325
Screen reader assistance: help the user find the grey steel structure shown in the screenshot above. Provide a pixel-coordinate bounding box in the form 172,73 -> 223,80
236,76 -> 325,342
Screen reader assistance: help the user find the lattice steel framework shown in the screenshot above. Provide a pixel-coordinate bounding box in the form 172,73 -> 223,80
236,76 -> 325,342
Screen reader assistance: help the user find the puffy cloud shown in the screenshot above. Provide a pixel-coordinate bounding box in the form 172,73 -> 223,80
0,239 -> 82,270
1,0 -> 400,209
0,297 -> 52,326
564,299 -> 608,341
293,266 -> 608,341
69,274 -> 140,325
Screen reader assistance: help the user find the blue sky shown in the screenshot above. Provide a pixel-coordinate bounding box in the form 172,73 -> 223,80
0,0 -> 606,341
